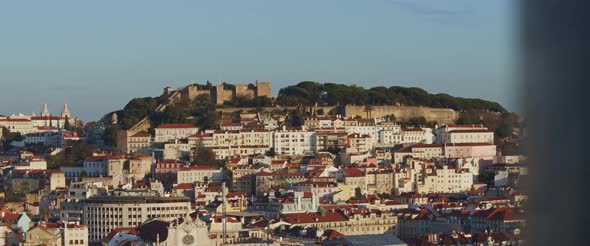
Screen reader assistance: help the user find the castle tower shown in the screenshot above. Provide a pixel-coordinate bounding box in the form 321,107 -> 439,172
41,103 -> 50,117
61,103 -> 71,118
164,86 -> 174,96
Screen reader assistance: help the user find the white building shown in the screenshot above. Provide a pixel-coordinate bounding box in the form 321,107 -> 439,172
435,124 -> 494,144
176,166 -> 224,184
376,123 -> 402,147
163,141 -> 192,160
127,132 -> 151,154
271,126 -> 317,155
416,164 -> 474,194
14,157 -> 47,170
346,133 -> 374,154
63,223 -> 89,246
401,127 -> 435,144
154,123 -> 199,143
0,118 -> 36,134
393,144 -> 444,164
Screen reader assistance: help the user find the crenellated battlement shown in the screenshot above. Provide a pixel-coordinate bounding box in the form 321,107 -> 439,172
161,81 -> 272,105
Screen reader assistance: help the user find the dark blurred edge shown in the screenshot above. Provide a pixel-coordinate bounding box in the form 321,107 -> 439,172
522,0 -> 590,245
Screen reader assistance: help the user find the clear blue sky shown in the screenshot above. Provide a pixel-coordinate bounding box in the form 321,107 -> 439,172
0,0 -> 517,121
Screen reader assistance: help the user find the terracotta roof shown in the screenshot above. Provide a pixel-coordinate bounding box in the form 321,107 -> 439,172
342,168 -> 364,177
179,166 -> 217,171
294,181 -> 336,187
157,123 -> 197,129
84,156 -> 106,162
31,116 -> 61,120
449,129 -> 493,133
475,207 -> 525,221
444,124 -> 486,128
256,171 -> 273,177
402,127 -> 424,131
284,211 -> 348,224
0,118 -> 32,122
412,143 -> 443,148
2,212 -> 22,221
158,159 -> 182,164
130,132 -> 151,138
220,122 -> 242,127
173,183 -> 194,190
445,142 -> 494,147
325,230 -> 345,240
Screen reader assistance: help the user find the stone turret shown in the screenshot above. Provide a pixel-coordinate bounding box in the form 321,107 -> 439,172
61,103 -> 71,118
164,86 -> 174,96
41,103 -> 50,117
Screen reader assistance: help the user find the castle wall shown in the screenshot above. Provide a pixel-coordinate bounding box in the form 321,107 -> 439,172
255,81 -> 272,98
167,90 -> 183,104
235,84 -> 255,99
344,105 -> 458,124
182,85 -> 211,103
215,105 -> 457,124
215,85 -> 234,104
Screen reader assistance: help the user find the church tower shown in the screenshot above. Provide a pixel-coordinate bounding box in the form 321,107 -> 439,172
61,103 -> 71,118
41,103 -> 50,117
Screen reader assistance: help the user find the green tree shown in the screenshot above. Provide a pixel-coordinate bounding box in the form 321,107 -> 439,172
478,171 -> 495,185
286,110 -> 305,127
364,105 -> 374,118
354,187 -> 363,199
64,116 -> 72,130
2,127 -> 23,148
103,125 -> 119,147
191,140 -> 218,167
265,148 -> 276,157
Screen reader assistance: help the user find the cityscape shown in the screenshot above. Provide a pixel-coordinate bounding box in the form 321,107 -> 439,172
0,81 -> 526,246
0,1 -> 530,245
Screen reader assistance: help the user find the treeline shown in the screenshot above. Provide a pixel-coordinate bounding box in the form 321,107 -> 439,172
276,81 -> 506,113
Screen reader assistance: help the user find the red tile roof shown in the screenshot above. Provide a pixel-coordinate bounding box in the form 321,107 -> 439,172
449,129 -> 493,133
130,132 -> 151,138
157,123 -> 197,129
402,127 -> 424,131
342,168 -> 364,177
179,166 -> 217,171
173,183 -> 195,190
284,211 -> 348,224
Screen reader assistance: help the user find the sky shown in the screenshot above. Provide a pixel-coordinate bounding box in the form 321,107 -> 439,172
0,0 -> 518,121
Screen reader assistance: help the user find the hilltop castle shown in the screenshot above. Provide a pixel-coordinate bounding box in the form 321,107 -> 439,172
164,80 -> 272,105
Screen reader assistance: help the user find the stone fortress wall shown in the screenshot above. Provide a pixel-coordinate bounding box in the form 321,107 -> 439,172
164,80 -> 272,105
217,105 -> 458,125
343,105 -> 458,124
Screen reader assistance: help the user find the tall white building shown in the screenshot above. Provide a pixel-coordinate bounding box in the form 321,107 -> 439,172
416,164 -> 473,194
271,126 -> 317,155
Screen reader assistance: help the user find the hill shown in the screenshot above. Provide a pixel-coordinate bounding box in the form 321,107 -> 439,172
276,81 -> 507,113
109,81 -> 509,133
